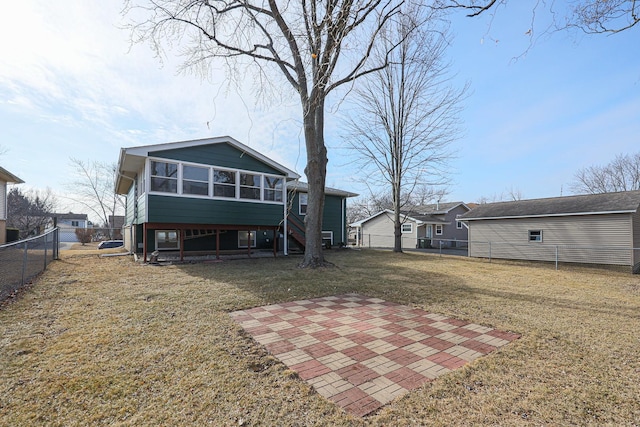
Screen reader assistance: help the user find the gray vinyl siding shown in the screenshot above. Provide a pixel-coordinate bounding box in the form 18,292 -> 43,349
150,143 -> 282,175
633,209 -> 640,265
361,212 -> 417,249
148,195 -> 283,226
432,205 -> 469,246
468,214 -> 634,266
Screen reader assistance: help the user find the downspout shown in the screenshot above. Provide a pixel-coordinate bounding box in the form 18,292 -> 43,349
283,185 -> 288,256
341,197 -> 346,246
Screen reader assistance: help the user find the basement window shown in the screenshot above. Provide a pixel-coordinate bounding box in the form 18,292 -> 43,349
238,230 -> 257,248
528,230 -> 543,242
156,230 -> 179,250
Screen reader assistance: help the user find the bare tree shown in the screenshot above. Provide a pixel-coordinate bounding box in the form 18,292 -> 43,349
476,185 -> 523,204
125,0 -> 415,267
7,187 -> 57,239
437,0 -> 639,34
571,152 -> 640,194
343,7 -> 465,252
66,159 -> 125,238
348,184 -> 444,225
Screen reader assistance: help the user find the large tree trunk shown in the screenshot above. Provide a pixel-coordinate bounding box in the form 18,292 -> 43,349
300,97 -> 328,268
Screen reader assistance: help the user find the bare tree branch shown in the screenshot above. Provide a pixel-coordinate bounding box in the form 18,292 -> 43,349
342,5 -> 466,252
125,0 -> 417,267
570,152 -> 640,194
435,0 -> 640,34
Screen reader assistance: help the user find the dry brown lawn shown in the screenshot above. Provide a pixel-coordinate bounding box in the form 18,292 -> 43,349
1,249 -> 639,426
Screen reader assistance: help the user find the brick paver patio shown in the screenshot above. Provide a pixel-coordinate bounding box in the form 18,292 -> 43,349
230,294 -> 519,417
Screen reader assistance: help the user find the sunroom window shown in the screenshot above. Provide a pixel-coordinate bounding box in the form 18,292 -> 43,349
150,161 -> 178,193
264,176 -> 283,202
183,165 -> 209,196
213,169 -> 236,198
239,173 -> 261,200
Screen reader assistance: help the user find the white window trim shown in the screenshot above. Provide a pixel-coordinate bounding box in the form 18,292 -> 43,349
155,230 -> 180,251
401,223 -> 413,233
299,193 -> 308,215
435,225 -> 443,235
238,230 -> 257,248
150,160 -> 179,194
456,220 -> 463,229
322,230 -> 334,245
146,157 -> 285,205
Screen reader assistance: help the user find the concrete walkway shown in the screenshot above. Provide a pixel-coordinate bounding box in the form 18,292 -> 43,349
230,294 -> 519,417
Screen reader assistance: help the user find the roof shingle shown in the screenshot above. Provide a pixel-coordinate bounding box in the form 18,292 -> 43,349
461,191 -> 640,220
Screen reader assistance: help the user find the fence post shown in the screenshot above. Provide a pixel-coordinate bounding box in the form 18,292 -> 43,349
44,233 -> 48,269
488,241 -> 491,263
21,241 -> 28,286
555,246 -> 559,270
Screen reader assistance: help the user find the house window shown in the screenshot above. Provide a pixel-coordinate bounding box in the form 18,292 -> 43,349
529,230 -> 543,242
299,193 -> 308,215
322,231 -> 334,246
457,220 -> 463,229
264,176 -> 283,202
435,225 -> 443,235
156,230 -> 179,250
182,165 -> 209,196
150,161 -> 178,193
213,169 -> 236,198
238,230 -> 256,248
71,221 -> 79,227
401,223 -> 413,233
239,173 -> 261,200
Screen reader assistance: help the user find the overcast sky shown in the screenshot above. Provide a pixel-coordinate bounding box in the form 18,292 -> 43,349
1,1 -> 638,218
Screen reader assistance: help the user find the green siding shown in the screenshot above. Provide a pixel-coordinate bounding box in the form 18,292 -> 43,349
147,195 -> 284,226
288,192 -> 346,245
125,184 -> 136,225
150,143 -> 283,175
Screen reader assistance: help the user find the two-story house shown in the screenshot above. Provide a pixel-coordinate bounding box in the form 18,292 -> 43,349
115,136 -> 356,261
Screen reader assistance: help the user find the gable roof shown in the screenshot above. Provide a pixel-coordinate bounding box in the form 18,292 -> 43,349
461,190 -> 640,221
350,209 -> 448,227
116,136 -> 301,194
288,181 -> 358,198
53,213 -> 89,221
0,166 -> 24,184
411,202 -> 470,215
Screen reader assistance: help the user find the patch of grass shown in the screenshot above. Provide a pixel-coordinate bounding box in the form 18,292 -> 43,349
1,250 -> 639,425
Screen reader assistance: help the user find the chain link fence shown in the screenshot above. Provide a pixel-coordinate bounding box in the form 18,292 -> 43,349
355,234 -> 640,272
0,228 -> 59,302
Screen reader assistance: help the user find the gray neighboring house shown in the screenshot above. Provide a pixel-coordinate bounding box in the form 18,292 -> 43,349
460,191 -> 640,268
350,202 -> 471,249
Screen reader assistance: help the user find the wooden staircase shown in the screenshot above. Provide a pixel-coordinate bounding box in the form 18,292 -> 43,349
287,214 -> 305,251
